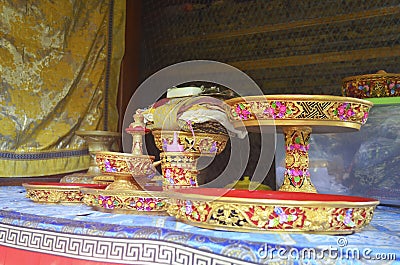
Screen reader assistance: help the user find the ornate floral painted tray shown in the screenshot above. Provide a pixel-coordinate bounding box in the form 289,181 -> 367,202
342,70 -> 400,99
23,182 -> 108,204
80,187 -> 168,215
167,188 -> 379,235
225,94 -> 373,133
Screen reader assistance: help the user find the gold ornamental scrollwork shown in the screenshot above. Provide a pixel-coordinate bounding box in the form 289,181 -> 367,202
160,152 -> 199,188
303,207 -> 335,231
209,203 -> 248,227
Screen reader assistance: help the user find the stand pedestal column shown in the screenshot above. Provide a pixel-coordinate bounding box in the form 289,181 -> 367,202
279,126 -> 317,193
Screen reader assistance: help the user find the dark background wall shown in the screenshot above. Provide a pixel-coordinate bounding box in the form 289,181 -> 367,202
124,0 -> 400,189
138,0 -> 400,95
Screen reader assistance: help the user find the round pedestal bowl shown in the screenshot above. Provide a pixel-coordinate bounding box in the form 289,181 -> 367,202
95,151 -> 158,191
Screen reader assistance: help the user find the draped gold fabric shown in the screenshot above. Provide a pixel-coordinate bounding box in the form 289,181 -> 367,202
0,0 -> 125,177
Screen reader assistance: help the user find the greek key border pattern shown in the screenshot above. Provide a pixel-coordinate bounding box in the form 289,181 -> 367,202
0,223 -> 255,265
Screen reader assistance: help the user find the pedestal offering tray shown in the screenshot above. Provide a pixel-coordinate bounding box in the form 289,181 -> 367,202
23,182 -> 108,203
226,95 -> 372,133
225,95 -> 373,193
342,70 -> 400,99
81,186 -> 168,215
167,188 -> 379,235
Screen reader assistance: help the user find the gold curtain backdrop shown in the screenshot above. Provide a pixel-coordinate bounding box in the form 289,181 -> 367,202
0,0 -> 125,177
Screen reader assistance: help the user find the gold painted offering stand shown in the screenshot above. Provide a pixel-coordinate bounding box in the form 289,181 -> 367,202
93,151 -> 157,191
167,95 -> 379,235
226,94 -> 373,193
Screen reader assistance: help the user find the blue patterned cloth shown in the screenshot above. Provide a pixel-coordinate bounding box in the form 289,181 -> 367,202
0,186 -> 399,264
